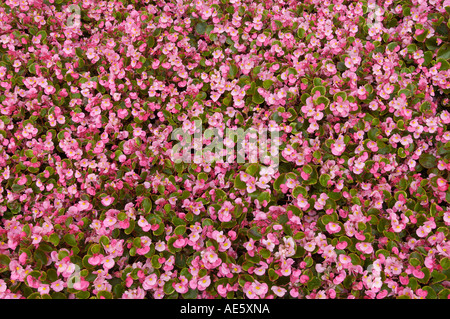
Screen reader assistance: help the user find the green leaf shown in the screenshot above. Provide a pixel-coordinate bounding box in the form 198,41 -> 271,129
268,268 -> 279,281
196,22 -> 207,34
48,233 -> 60,246
125,219 -> 135,235
417,267 -> 431,284
97,291 -> 112,299
11,184 -> 25,193
23,224 -> 31,236
423,51 -> 433,66
303,164 -> 313,175
248,227 -> 262,240
439,288 -> 450,299
51,292 -> 66,299
319,174 -> 331,187
75,47 -> 83,59
24,149 -> 34,158
245,163 -> 260,176
431,270 -> 447,283
27,292 -> 41,299
307,277 -> 322,291
252,90 -> 264,104
440,257 -> 450,270
76,291 -> 90,299
163,280 -> 175,295
292,186 -> 307,198
28,63 -> 37,74
63,234 -> 77,247
334,91 -> 347,101
215,188 -> 226,200
438,58 -> 450,71
423,286 -> 437,299
419,153 -> 437,169
407,44 -> 417,53
252,66 -> 262,77
368,128 -> 380,141
183,289 -> 198,299
0,254 -> 10,267
337,61 -> 346,71
437,43 -> 450,60
151,255 -> 161,269
34,249 -> 48,265
234,175 -> 246,190
153,28 -> 161,37
311,86 -> 326,96
260,248 -> 271,259
415,28 -> 429,42
228,64 -> 238,79
257,191 -> 271,203
174,225 -> 186,236
263,79 -> 273,89
274,173 -> 286,191
387,41 -> 398,51
142,197 -> 152,214
287,205 -> 303,218
315,96 -> 330,107
304,256 -> 314,268
197,172 -> 208,182
146,36 -> 155,48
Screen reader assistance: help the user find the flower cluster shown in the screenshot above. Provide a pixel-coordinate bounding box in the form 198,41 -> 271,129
0,0 -> 450,299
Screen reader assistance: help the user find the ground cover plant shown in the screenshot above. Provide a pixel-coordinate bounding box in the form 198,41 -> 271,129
0,0 -> 450,299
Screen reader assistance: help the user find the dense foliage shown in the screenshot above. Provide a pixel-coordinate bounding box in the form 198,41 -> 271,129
0,0 -> 450,299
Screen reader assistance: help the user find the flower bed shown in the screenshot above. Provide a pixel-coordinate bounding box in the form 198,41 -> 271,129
0,0 -> 450,299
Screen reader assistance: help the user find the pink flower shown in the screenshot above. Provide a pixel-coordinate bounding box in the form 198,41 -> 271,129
78,200 -> 91,211
205,250 -> 219,264
339,254 -> 351,265
416,226 -> 428,238
173,282 -> 189,294
244,239 -> 256,252
72,278 -> 90,291
412,268 -> 425,279
137,217 -> 151,231
103,216 -> 117,228
38,284 -> 50,295
142,274 -> 158,290
173,237 -> 187,248
51,280 -> 65,292
88,254 -> 102,266
102,256 -> 115,270
271,286 -> 287,297
243,282 -> 258,299
217,284 -> 228,297
331,140 -> 345,156
251,281 -> 268,297
356,242 -> 373,254
240,172 -> 251,182
325,222 -> 341,234
197,276 -> 211,291
218,201 -> 234,222
101,196 -> 115,207
304,241 -> 316,252
299,275 -> 309,284
297,195 -> 310,210
444,212 -> 450,225
437,178 -> 448,192
246,182 -> 257,193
